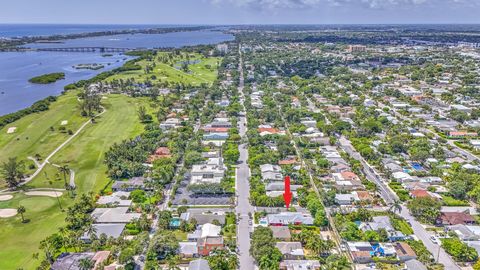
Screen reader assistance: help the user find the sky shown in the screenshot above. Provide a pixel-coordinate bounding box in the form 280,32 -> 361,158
1,0 -> 480,24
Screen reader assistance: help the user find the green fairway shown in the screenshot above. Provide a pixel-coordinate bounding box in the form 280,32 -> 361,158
0,94 -> 152,269
27,94 -> 150,193
107,52 -> 221,86
0,193 -> 68,270
0,91 -> 85,180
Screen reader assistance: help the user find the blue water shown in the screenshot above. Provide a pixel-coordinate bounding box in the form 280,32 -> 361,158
0,52 -> 132,115
25,30 -> 234,49
0,24 -> 186,38
0,28 -> 234,116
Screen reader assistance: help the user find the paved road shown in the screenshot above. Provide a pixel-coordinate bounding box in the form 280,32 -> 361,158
236,50 -> 256,270
0,106 -> 107,193
337,135 -> 460,269
400,206 -> 460,270
337,136 -> 397,204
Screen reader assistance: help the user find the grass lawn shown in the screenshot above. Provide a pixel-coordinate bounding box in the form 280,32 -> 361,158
0,193 -> 69,270
27,94 -> 150,193
0,91 -> 85,184
173,230 -> 188,241
0,94 -> 152,269
442,195 -> 470,207
106,52 -> 221,86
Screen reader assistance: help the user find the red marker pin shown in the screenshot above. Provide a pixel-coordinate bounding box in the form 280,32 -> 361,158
283,175 -> 292,209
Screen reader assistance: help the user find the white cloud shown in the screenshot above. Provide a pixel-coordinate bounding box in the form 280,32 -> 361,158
209,0 -> 478,9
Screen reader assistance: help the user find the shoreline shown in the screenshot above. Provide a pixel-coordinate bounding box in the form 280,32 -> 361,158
0,25 -> 213,50
0,28 -> 234,116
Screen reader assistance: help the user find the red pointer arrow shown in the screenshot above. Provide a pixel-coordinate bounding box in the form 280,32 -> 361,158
283,175 -> 292,209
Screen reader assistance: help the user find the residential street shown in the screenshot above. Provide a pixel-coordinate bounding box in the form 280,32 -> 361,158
236,50 -> 255,270
337,135 -> 398,204
400,206 -> 460,270
337,135 -> 460,270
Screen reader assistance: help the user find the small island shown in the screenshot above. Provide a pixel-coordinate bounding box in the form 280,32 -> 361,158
28,72 -> 65,84
73,63 -> 104,70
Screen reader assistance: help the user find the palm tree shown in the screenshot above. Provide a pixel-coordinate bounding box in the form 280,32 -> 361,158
306,237 -> 322,255
58,165 -> 70,189
17,205 -> 26,223
78,258 -> 94,270
86,224 -> 97,240
323,254 -> 351,270
389,200 -> 402,215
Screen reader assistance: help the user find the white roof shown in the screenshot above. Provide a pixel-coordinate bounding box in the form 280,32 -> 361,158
260,164 -> 281,173
201,223 -> 221,238
91,207 -> 141,223
392,171 -> 413,180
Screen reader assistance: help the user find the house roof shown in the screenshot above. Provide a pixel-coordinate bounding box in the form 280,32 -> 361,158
267,212 -> 314,225
279,158 -> 297,165
439,212 -> 475,225
270,226 -> 291,239
258,127 -> 280,133
91,207 -> 141,223
359,216 -> 394,232
111,177 -> 147,190
201,223 -> 221,238
394,242 -> 416,257
279,260 -> 320,269
154,147 -> 171,156
92,251 -> 110,269
355,191 -> 373,201
340,171 -> 358,179
203,127 -> 230,133
260,164 -> 281,173
351,250 -> 372,259
197,236 -> 224,246
52,252 -> 95,270
410,189 -> 431,198
81,223 -> 126,240
276,242 -> 304,256
181,211 -> 226,225
179,242 -> 198,255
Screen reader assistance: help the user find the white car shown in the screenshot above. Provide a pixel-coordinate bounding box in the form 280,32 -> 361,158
430,236 -> 441,245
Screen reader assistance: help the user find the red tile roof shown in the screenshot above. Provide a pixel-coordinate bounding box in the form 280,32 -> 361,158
259,127 -> 281,134
340,171 -> 358,180
147,147 -> 172,163
203,127 -> 230,133
279,158 -> 297,165
449,131 -> 477,137
394,242 -> 416,257
410,189 -> 431,198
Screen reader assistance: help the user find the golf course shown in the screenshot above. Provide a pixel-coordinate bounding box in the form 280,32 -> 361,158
0,49 -> 221,269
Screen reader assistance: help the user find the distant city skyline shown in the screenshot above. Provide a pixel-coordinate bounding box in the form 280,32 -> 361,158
1,0 -> 480,24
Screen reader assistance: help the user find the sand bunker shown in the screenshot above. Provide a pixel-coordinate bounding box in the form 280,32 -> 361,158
7,127 -> 16,134
0,209 -> 17,218
25,191 -> 63,198
61,120 -> 68,125
0,195 -> 13,201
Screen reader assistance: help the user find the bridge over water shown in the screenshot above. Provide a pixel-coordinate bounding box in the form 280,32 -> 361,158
0,47 -> 147,53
